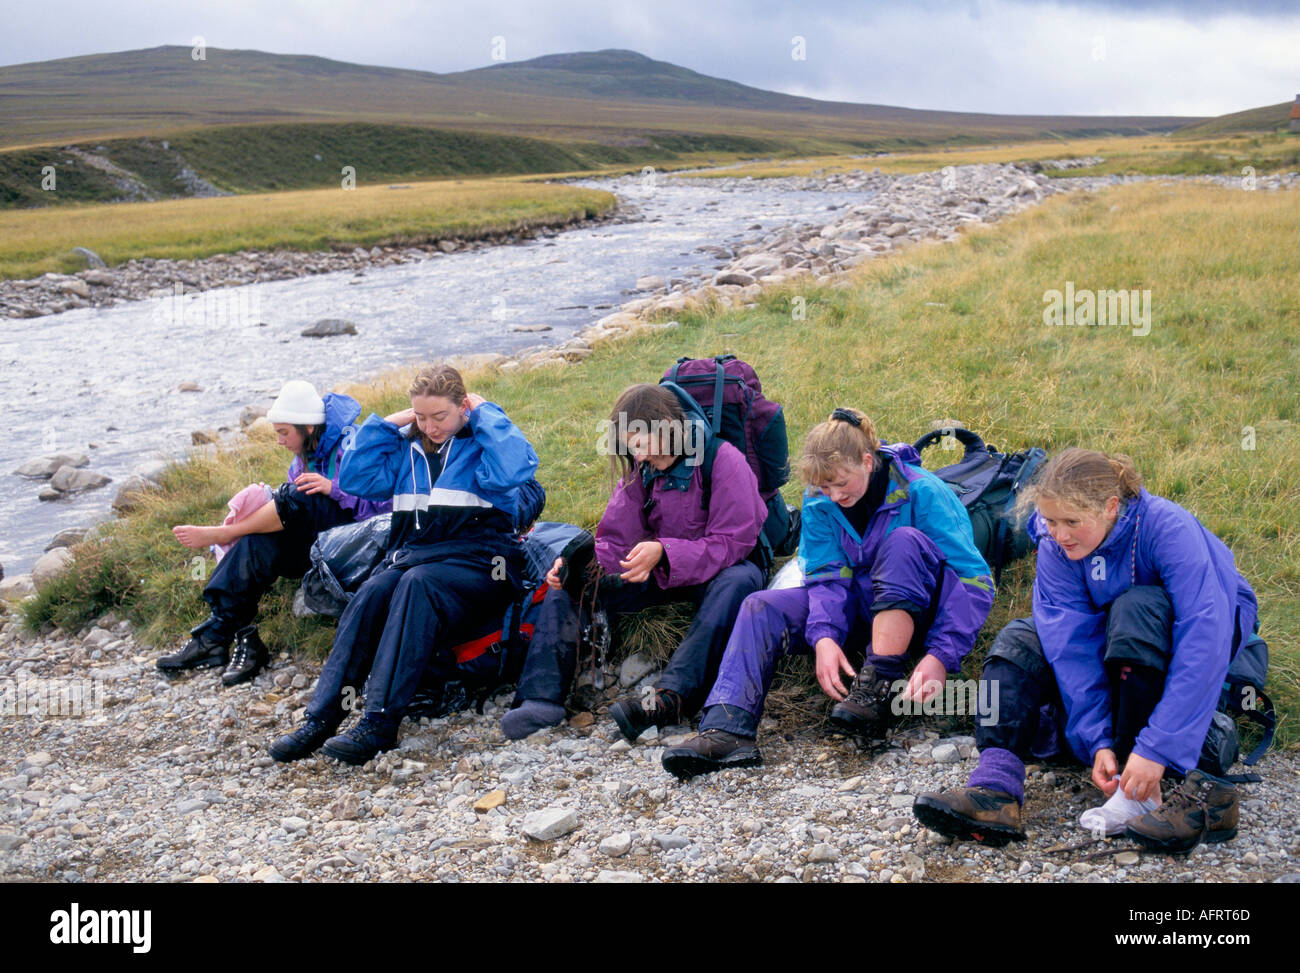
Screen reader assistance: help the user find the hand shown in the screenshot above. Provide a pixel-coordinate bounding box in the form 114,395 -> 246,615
545,556 -> 564,591
1119,752 -> 1165,804
465,393 -> 486,412
815,638 -> 856,701
385,407 -> 415,426
900,653 -> 945,704
618,541 -> 663,583
294,472 -> 333,496
1091,748 -> 1119,796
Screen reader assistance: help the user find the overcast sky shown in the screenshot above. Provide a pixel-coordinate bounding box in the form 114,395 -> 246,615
4,0 -> 1297,117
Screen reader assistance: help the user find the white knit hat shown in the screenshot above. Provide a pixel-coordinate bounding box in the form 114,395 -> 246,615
266,381 -> 325,425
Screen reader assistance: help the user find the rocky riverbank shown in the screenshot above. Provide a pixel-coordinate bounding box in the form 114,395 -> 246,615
0,612 -> 1295,883
0,210 -> 618,321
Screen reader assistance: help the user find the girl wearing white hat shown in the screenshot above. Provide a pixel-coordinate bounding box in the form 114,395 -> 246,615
159,380 -> 390,687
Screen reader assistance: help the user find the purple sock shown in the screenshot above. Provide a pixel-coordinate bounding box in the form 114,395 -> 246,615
867,652 -> 906,683
967,747 -> 1026,805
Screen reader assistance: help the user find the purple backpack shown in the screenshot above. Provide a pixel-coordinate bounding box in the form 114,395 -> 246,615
661,355 -> 796,560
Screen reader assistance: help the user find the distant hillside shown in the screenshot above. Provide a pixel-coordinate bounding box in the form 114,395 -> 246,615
1,45 -> 1200,150
1173,101 -> 1296,138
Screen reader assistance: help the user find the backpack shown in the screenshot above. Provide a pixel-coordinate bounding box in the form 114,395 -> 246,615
297,477 -> 548,616
661,355 -> 799,566
407,522 -> 596,718
912,427 -> 1047,584
1199,632 -> 1274,777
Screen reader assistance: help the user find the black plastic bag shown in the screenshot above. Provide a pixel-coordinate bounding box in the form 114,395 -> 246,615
299,514 -> 392,617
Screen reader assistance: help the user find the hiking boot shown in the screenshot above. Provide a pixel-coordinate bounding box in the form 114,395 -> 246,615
1125,770 -> 1239,853
912,787 -> 1026,847
661,729 -> 762,780
828,661 -> 895,740
609,689 -> 683,743
221,625 -> 270,687
321,714 -> 400,766
156,633 -> 227,672
269,716 -> 339,762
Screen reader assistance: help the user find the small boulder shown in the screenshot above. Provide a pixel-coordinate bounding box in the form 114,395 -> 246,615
60,279 -> 91,298
191,429 -> 220,445
713,270 -> 756,287
32,548 -> 75,591
618,652 -> 657,688
13,453 -> 89,479
45,527 -> 90,551
72,246 -> 106,269
521,806 -> 579,841
112,475 -> 158,513
177,381 -> 203,392
239,405 -> 268,428
635,275 -> 667,291
301,319 -> 357,338
49,466 -> 110,493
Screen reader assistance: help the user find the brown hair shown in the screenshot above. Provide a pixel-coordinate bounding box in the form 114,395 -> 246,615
406,363 -> 468,447
1015,447 -> 1142,519
606,384 -> 689,484
294,424 -> 322,468
798,408 -> 881,486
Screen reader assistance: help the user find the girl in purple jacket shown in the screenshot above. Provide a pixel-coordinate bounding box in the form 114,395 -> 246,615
914,448 -> 1263,852
501,382 -> 768,740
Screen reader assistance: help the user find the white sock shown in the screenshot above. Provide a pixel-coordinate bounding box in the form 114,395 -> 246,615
1078,778 -> 1158,836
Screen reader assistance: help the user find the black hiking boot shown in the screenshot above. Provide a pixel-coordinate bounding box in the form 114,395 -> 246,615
221,625 -> 270,687
661,729 -> 762,780
157,632 -> 227,673
321,714 -> 400,766
609,689 -> 684,743
828,661 -> 895,740
269,716 -> 340,762
912,786 -> 1026,847
1125,770 -> 1239,853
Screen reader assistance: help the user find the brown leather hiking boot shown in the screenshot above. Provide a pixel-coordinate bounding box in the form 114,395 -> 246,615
661,729 -> 762,780
828,661 -> 895,740
610,688 -> 683,743
912,786 -> 1026,847
1125,769 -> 1239,853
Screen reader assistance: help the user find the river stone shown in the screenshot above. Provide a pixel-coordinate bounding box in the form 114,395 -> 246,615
883,222 -> 910,237
521,807 -> 579,841
808,843 -> 839,863
510,324 -> 552,332
714,270 -> 756,287
931,743 -> 961,763
177,381 -> 203,392
112,475 -> 158,513
45,527 -> 90,551
1115,851 -> 1140,867
594,870 -> 644,883
72,246 -> 106,268
635,275 -> 667,291
598,832 -> 632,857
49,467 -> 110,493
0,833 -> 28,852
0,575 -> 35,599
32,548 -> 75,590
14,453 -> 89,478
82,269 -> 115,286
619,652 -> 657,688
239,405 -> 268,428
301,319 -> 357,337
473,790 -> 507,813
191,429 -> 220,445
60,279 -> 91,298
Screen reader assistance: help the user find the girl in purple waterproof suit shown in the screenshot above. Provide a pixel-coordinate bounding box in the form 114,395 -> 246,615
662,408 -> 995,779
500,382 -> 769,741
913,448 -> 1264,852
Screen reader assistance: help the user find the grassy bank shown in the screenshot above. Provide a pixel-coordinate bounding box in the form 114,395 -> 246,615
22,179 -> 1299,747
687,133 -> 1300,181
0,178 -> 615,280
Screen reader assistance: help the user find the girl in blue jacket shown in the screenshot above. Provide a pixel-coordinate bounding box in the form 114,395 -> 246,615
269,363 -> 540,765
662,408 -> 995,779
914,448 -> 1262,852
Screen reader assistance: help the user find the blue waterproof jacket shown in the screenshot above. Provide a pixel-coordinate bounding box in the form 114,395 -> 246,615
1030,488 -> 1259,773
338,401 -> 539,564
285,392 -> 390,522
798,442 -> 994,672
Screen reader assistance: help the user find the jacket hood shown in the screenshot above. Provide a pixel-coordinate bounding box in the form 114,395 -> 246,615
1027,488 -> 1146,551
315,392 -> 363,465
644,382 -> 712,491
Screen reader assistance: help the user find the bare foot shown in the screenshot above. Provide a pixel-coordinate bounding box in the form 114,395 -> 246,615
172,525 -> 229,549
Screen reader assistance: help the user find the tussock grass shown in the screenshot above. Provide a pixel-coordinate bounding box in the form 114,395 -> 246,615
0,179 -> 614,280
24,179 -> 1299,749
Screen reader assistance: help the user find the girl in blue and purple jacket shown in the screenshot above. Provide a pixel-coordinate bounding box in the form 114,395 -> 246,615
662,408 -> 996,779
914,448 -> 1263,852
501,382 -> 768,741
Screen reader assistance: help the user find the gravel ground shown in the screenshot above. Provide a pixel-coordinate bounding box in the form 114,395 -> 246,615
2,612 -> 1295,884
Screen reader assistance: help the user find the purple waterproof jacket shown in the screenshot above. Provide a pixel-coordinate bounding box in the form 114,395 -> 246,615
1030,488 -> 1259,774
595,440 -> 767,589
285,392 -> 390,523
